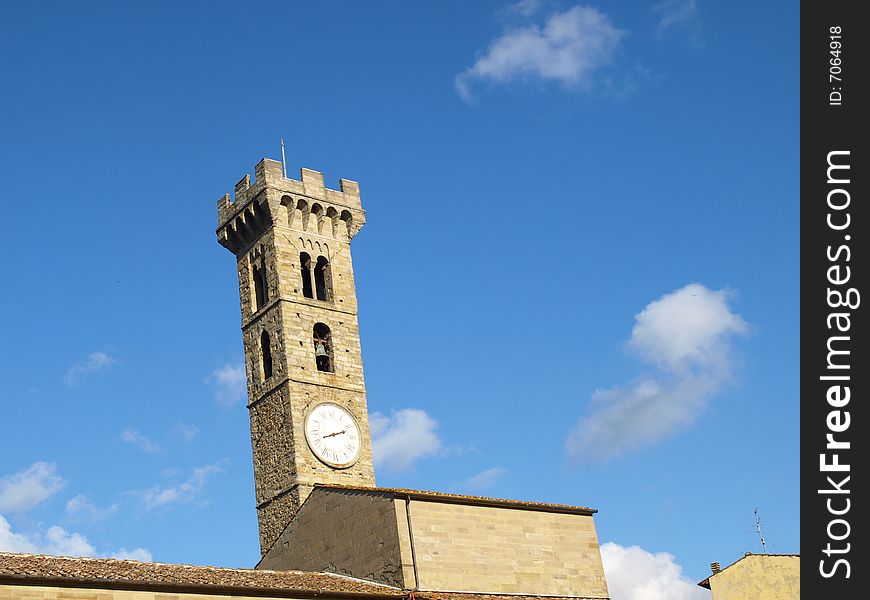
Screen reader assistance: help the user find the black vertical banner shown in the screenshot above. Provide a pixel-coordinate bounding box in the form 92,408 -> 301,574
802,2 -> 868,597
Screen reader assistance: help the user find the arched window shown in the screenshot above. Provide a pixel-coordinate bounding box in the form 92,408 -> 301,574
300,252 -> 313,298
340,210 -> 353,239
314,256 -> 332,301
252,258 -> 268,310
313,323 -> 333,373
261,330 -> 273,380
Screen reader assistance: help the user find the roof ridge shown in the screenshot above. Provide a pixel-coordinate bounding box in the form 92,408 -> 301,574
312,485 -> 598,513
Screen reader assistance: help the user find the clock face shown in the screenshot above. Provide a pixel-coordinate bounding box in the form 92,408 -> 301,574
304,403 -> 362,468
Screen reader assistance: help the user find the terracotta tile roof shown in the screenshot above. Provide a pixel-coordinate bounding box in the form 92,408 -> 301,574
315,485 -> 598,515
0,552 -> 400,598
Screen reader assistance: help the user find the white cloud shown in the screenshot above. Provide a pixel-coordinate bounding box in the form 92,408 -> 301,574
654,0 -> 701,39
1,466 -> 149,560
370,409 -> 443,472
1,516 -> 96,557
41,526 -> 97,557
111,547 -> 153,561
121,428 -> 163,454
135,464 -> 223,510
628,284 -> 746,373
464,467 -> 507,492
0,515 -> 36,553
601,542 -> 709,600
65,494 -> 118,522
1,515 -> 151,561
0,462 -> 65,513
211,363 -> 247,408
567,284 -> 747,462
502,0 -> 543,17
456,5 -> 625,102
64,352 -> 116,386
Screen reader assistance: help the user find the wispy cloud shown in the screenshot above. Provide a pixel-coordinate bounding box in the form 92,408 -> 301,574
111,547 -> 153,561
370,409 -> 443,472
0,464 -> 149,560
654,0 -> 701,39
0,515 -> 151,561
120,428 -> 163,454
501,0 -> 543,17
600,542 -> 709,600
456,5 -> 625,103
65,494 -> 119,523
211,363 -> 247,408
0,462 -> 65,513
566,283 -> 747,462
0,521 -> 96,556
464,467 -> 507,493
64,352 -> 116,386
37,525 -> 96,557
172,423 -> 199,443
134,464 -> 224,510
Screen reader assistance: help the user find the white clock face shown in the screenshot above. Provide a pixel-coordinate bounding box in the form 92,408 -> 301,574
304,403 -> 362,468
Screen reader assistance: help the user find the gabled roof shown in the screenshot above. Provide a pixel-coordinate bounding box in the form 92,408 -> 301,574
315,484 -> 598,515
697,553 -> 801,589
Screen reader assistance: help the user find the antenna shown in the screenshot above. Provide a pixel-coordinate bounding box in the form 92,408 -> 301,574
280,138 -> 287,178
754,508 -> 767,553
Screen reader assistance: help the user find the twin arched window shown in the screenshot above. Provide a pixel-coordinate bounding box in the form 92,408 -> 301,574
300,252 -> 332,301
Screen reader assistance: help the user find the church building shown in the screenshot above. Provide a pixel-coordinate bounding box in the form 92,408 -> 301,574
0,159 -> 610,600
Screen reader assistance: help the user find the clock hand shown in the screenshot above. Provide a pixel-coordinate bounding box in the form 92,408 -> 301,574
323,428 -> 348,438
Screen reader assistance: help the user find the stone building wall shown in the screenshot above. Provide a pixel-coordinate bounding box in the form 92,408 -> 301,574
258,488 -> 404,587
405,500 -> 608,597
260,488 -> 608,599
707,555 -> 799,600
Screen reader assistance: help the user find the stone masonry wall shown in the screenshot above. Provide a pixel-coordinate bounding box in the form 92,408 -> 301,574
404,500 -> 609,597
258,488 -> 404,588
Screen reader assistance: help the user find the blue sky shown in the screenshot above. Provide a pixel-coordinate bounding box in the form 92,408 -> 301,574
0,1 -> 798,597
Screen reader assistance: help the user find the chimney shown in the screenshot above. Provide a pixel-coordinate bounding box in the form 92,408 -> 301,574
710,562 -> 721,574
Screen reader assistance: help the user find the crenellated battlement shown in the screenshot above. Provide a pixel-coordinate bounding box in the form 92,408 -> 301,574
216,158 -> 365,256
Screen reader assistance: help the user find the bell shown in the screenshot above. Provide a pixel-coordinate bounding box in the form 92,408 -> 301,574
315,342 -> 329,358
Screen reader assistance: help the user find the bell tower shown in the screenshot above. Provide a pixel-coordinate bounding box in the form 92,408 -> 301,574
216,158 -> 376,555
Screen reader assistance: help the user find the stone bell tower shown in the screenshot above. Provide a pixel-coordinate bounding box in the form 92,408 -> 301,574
216,158 -> 376,555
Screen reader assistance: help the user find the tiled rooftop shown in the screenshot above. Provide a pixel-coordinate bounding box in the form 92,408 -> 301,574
0,552 -> 399,597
